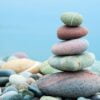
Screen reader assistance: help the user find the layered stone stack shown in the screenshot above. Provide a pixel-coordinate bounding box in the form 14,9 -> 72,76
37,12 -> 100,98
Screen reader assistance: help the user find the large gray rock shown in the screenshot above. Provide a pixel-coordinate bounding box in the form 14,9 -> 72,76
37,70 -> 100,98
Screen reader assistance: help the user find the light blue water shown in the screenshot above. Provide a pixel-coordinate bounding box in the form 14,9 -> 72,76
0,0 -> 100,61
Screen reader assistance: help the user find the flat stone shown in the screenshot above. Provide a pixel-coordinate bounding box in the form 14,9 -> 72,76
48,52 -> 95,71
37,70 -> 100,98
52,39 -> 89,56
57,26 -> 88,40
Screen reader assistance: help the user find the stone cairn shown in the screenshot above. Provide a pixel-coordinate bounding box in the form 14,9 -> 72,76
37,12 -> 100,99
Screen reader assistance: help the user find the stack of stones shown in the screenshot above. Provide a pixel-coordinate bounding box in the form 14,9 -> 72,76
37,12 -> 100,99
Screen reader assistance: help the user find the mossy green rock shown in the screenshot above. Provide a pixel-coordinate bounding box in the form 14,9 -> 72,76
61,12 -> 83,26
40,61 -> 61,75
48,52 -> 95,71
40,96 -> 62,100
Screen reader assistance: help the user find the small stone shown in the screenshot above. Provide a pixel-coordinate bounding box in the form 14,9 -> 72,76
40,61 -> 61,75
0,77 -> 9,87
0,69 -> 16,77
91,93 -> 100,100
20,71 -> 32,78
26,78 -> 36,85
23,95 -> 34,100
9,74 -> 28,90
61,12 -> 83,26
77,97 -> 91,100
3,85 -> 18,93
49,52 -> 95,71
19,89 -> 34,97
1,58 -> 37,73
57,26 -> 88,40
37,70 -> 100,98
52,39 -> 89,56
0,91 -> 23,100
31,74 -> 42,80
40,96 -> 62,100
28,83 -> 43,97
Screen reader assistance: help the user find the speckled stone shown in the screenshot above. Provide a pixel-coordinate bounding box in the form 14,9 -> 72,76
52,39 -> 89,56
57,26 -> 88,40
40,96 -> 62,100
48,52 -> 95,71
61,12 -> 83,26
37,70 -> 100,98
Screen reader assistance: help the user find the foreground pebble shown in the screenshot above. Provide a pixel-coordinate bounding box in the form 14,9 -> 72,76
37,70 -> 100,98
0,91 -> 23,100
52,39 -> 89,56
9,74 -> 28,90
40,96 -> 62,100
49,52 -> 95,71
0,69 -> 16,77
61,12 -> 83,26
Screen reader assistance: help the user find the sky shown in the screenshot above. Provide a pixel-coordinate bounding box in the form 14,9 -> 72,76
0,0 -> 100,61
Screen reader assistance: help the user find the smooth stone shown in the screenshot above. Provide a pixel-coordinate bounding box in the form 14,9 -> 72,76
49,52 -> 95,71
87,61 -> 100,75
77,97 -> 91,100
52,39 -> 89,56
3,85 -> 18,93
57,26 -> 88,40
23,95 -> 34,100
40,61 -> 61,75
90,93 -> 100,100
28,83 -> 43,97
1,58 -> 37,73
25,61 -> 41,74
61,12 -> 83,26
0,77 -> 9,87
20,71 -> 32,78
31,73 -> 43,80
0,69 -> 16,77
9,74 -> 28,90
26,78 -> 36,85
40,96 -> 62,100
37,70 -> 100,98
0,91 -> 23,100
19,89 -> 34,97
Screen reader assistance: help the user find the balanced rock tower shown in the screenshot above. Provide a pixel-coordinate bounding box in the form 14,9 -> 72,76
37,12 -> 100,98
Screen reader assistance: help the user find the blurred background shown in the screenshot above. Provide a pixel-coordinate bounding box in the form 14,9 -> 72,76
0,0 -> 100,61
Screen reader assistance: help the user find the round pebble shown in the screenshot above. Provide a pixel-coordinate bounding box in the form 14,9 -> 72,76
0,69 -> 16,77
40,96 -> 62,100
52,39 -> 89,56
57,26 -> 88,40
61,12 -> 83,26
